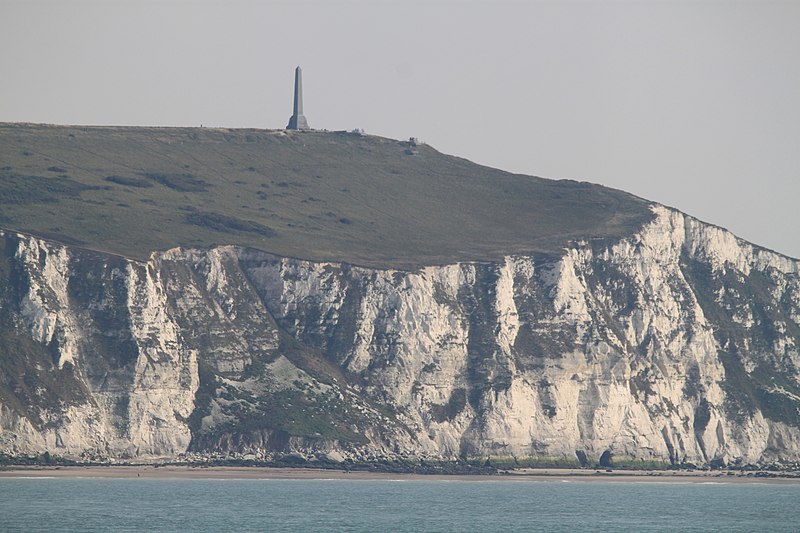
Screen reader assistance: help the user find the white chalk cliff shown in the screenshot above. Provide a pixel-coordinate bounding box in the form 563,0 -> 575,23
1,204 -> 799,466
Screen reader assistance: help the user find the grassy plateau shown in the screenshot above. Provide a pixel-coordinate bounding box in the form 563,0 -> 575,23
0,123 -> 653,268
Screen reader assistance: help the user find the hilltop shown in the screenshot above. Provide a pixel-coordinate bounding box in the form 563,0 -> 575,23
0,123 -> 653,268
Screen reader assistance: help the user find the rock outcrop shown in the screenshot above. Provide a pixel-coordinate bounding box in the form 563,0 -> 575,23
1,205 -> 799,466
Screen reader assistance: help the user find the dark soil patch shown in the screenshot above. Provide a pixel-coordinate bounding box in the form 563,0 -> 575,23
105,175 -> 153,188
145,172 -> 210,192
0,169 -> 91,204
185,211 -> 275,237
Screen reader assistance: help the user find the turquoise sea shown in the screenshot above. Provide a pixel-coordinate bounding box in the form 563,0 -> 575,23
1,477 -> 798,532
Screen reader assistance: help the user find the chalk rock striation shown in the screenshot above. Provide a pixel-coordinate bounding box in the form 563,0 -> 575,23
1,205 -> 799,466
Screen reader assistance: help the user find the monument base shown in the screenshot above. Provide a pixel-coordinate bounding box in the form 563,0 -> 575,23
287,115 -> 310,130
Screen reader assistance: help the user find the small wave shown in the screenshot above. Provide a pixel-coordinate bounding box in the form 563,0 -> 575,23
0,476 -> 58,480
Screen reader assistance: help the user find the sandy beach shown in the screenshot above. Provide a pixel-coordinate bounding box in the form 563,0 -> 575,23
1,465 -> 798,484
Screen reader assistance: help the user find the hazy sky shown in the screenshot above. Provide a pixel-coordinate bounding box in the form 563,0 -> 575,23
2,0 -> 798,258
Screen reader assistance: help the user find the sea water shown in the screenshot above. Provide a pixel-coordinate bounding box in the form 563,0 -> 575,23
1,477 -> 798,532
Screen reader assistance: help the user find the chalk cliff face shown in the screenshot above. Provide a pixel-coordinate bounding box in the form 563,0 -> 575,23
1,205 -> 799,466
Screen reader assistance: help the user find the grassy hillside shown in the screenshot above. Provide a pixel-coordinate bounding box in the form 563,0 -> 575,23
0,123 -> 653,268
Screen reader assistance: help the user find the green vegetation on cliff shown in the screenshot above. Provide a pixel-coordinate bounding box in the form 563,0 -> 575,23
0,123 -> 652,268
